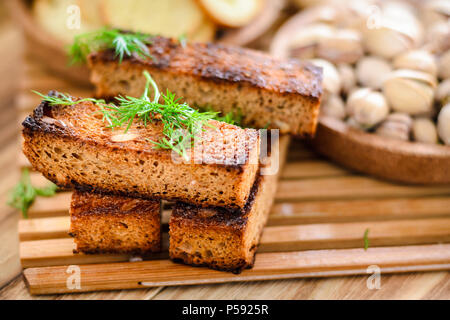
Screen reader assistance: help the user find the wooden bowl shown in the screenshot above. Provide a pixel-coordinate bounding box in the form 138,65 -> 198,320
218,0 -> 285,46
8,0 -> 283,86
271,5 -> 450,185
7,0 -> 92,86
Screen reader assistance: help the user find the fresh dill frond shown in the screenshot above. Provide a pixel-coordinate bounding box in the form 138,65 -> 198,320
199,105 -> 243,127
213,110 -> 243,127
363,228 -> 370,251
178,33 -> 187,48
98,71 -> 218,159
32,90 -> 106,106
69,28 -> 153,64
8,169 -> 58,218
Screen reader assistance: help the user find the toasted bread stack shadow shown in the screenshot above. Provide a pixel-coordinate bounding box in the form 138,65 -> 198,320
22,36 -> 322,272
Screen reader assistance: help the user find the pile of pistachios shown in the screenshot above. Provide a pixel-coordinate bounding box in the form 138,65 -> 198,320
289,0 -> 450,145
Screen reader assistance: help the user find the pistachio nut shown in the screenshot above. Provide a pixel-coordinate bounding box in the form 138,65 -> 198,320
347,88 -> 389,128
412,117 -> 438,144
375,113 -> 412,141
338,64 -> 356,95
317,29 -> 364,64
436,78 -> 450,105
309,59 -> 341,95
437,103 -> 450,145
383,69 -> 437,115
320,94 -> 346,119
393,50 -> 437,76
438,50 -> 450,79
356,56 -> 392,89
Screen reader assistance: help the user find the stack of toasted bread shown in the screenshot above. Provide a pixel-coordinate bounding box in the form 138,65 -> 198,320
22,37 -> 322,272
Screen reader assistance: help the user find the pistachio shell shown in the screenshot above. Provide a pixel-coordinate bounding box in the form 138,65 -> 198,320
320,94 -> 346,120
375,113 -> 412,141
424,21 -> 450,54
393,50 -> 437,76
364,26 -> 415,59
356,56 -> 392,89
309,59 -> 341,95
383,69 -> 437,115
317,29 -> 364,64
289,23 -> 335,59
437,103 -> 450,145
421,0 -> 450,27
412,117 -> 438,144
347,88 -> 389,128
362,4 -> 424,59
438,50 -> 450,79
337,64 -> 356,95
436,79 -> 450,105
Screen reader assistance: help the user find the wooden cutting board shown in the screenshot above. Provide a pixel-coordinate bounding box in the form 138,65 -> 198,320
18,142 -> 450,295
16,57 -> 450,295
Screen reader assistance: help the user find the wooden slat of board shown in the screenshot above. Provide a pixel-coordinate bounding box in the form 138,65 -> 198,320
281,160 -> 348,179
28,193 -> 72,218
269,197 -> 450,225
276,177 -> 450,201
260,218 -> 450,252
20,235 -> 170,268
23,244 -> 450,294
19,217 -> 450,267
19,216 -> 70,241
26,194 -> 450,224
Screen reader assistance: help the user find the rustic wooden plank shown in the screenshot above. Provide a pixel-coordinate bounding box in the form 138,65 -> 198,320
0,276 -> 164,300
269,197 -> 450,225
20,236 -> 170,268
23,244 -> 450,294
19,217 -> 450,267
19,216 -> 70,241
276,177 -> 450,201
28,193 -> 72,218
281,160 -> 348,179
152,271 -> 450,300
0,212 -> 21,288
27,173 -> 450,204
260,218 -> 450,252
25,193 -> 450,224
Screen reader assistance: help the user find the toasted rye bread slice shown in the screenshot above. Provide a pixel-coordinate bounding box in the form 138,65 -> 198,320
69,190 -> 161,254
22,92 -> 260,209
87,36 -> 323,136
169,135 -> 290,273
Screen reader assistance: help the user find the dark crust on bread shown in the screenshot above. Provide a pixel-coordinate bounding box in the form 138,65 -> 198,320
70,189 -> 160,217
89,36 -> 323,99
172,174 -> 261,232
170,257 -> 249,274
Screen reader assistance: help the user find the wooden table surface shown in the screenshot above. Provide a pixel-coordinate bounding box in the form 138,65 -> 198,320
0,12 -> 449,300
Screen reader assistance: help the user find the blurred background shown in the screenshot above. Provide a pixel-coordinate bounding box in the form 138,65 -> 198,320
0,0 -> 449,294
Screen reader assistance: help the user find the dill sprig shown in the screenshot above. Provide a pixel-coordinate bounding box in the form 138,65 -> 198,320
212,110 -> 242,127
178,33 -> 187,48
363,228 -> 370,251
69,28 -> 153,64
98,71 -> 218,159
8,169 -> 58,218
32,90 -> 106,106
